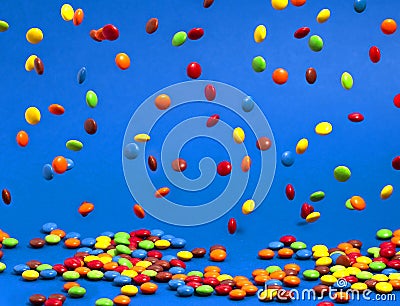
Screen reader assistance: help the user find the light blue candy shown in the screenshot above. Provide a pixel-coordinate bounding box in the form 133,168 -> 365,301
268,241 -> 284,250
100,231 -> 114,238
123,143 -> 139,160
265,280 -> 283,286
177,285 -> 194,297
40,269 -> 57,279
162,255 -> 177,262
13,264 -> 30,275
104,271 -> 120,281
77,67 -> 87,84
281,151 -> 295,167
66,158 -> 74,171
65,232 -> 81,239
77,247 -> 92,253
333,280 -> 351,290
42,222 -> 57,233
113,276 -> 132,286
90,249 -> 104,255
169,266 -> 185,274
296,249 -> 313,260
112,256 -> 121,262
132,249 -> 147,259
242,96 -> 255,112
382,268 -> 397,275
161,234 -> 175,242
81,238 -> 96,247
168,279 -> 185,290
171,238 -> 186,249
42,164 -> 54,180
151,229 -> 164,237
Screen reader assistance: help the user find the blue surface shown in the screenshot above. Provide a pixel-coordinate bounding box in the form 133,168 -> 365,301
0,0 -> 400,305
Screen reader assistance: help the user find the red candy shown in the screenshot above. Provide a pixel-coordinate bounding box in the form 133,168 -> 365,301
348,112 -> 364,122
206,114 -> 220,127
203,277 -> 220,287
44,298 -> 63,306
188,28 -> 204,40
205,84 -> 216,101
394,94 -> 400,108
147,250 -> 163,259
170,259 -> 186,269
369,46 -> 381,63
300,203 -> 314,219
317,302 -> 334,306
373,257 -> 389,264
294,27 -> 310,39
217,161 -> 232,176
285,184 -> 295,200
186,281 -> 202,289
185,276 -> 203,283
344,276 -> 358,284
134,274 -> 151,285
64,257 -> 82,270
380,248 -> 396,258
387,260 -> 400,269
392,156 -> 400,170
135,229 -> 151,238
228,218 -> 237,234
86,260 -> 103,269
187,62 -> 202,79
52,264 -> 67,275
215,284 -> 232,295
114,265 -> 129,273
102,24 -> 119,41
280,235 -> 296,246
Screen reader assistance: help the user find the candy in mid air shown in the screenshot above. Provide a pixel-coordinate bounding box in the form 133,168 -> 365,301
254,25 -> 267,43
115,53 -> 131,70
252,56 -> 266,72
341,72 -> 354,90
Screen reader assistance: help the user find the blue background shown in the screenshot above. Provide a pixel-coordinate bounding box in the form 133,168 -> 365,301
0,0 -> 399,304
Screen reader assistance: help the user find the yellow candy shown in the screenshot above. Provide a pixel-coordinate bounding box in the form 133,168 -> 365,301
316,9 -> 331,23
313,251 -> 330,259
332,270 -> 349,278
320,275 -> 337,286
315,122 -> 332,135
233,127 -> 245,144
258,288 -> 277,301
306,211 -> 320,223
154,239 -> 171,249
134,133 -> 150,142
94,242 -> 110,249
61,4 -> 74,21
96,236 -> 112,242
98,256 -> 112,264
254,25 -> 267,43
271,0 -> 288,10
217,274 -> 233,282
356,256 -> 372,264
315,257 -> 332,266
389,273 -> 400,280
177,251 -> 193,261
295,138 -> 308,154
121,270 -> 138,278
330,251 -> 346,256
84,255 -> 99,263
242,199 -> 255,215
351,282 -> 368,291
346,267 -> 361,276
25,55 -> 38,71
26,27 -> 43,44
380,185 -> 393,200
312,245 -> 329,252
135,260 -> 152,268
22,270 -> 39,281
372,274 -> 388,282
25,107 -> 41,125
121,285 -> 139,296
375,282 -> 393,294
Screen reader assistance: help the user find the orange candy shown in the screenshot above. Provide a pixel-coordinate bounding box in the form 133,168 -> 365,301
0,231 -> 10,242
63,282 -> 80,291
393,229 -> 400,237
204,271 -> 220,278
132,266 -> 146,273
155,187 -> 170,198
291,0 -> 306,6
154,94 -> 171,110
254,274 -> 270,285
204,266 -> 221,273
350,196 -> 366,211
345,247 -> 361,255
75,266 -> 90,276
381,19 -> 397,35
337,242 -> 353,251
270,270 -> 286,281
78,201 -> 94,217
65,238 -> 81,248
113,295 -> 131,305
272,68 -> 289,85
283,276 -> 301,287
258,248 -> 275,259
391,236 -> 400,247
133,204 -> 145,219
209,249 -> 227,262
252,269 -> 269,278
352,262 -> 369,270
52,156 -> 68,174
50,229 -> 66,238
235,279 -> 252,288
115,53 -> 131,70
171,274 -> 187,280
140,282 -> 158,294
73,9 -> 84,26
278,248 -> 294,258
16,130 -> 29,147
241,285 -> 259,295
389,279 -> 400,290
103,262 -> 119,271
233,276 -> 249,283
48,104 -> 65,115
334,291 -> 351,303
284,264 -> 301,272
229,289 -> 246,300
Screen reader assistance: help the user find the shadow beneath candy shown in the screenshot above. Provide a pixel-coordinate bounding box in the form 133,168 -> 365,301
297,221 -> 308,226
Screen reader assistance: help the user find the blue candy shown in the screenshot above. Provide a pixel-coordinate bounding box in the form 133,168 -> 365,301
40,269 -> 57,279
104,271 -> 120,281
151,229 -> 164,237
354,0 -> 366,13
89,249 -> 104,255
330,253 -> 342,263
281,151 -> 295,167
13,264 -> 30,275
42,222 -> 57,233
112,256 -> 121,262
77,67 -> 86,84
66,158 -> 74,171
171,238 -> 186,249
42,164 -> 54,180
161,234 -> 175,242
169,266 -> 185,274
296,249 -> 313,260
177,285 -> 194,297
162,255 -> 177,262
81,238 -> 96,247
100,231 -> 114,238
77,247 -> 92,253
123,143 -> 139,160
168,279 -> 185,290
113,276 -> 132,286
242,96 -> 255,112
65,232 -> 81,239
265,280 -> 283,287
333,280 -> 351,290
382,268 -> 397,275
132,249 -> 147,259
268,241 -> 284,250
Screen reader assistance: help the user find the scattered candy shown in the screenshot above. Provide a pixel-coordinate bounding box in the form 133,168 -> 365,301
133,204 -> 145,218
2,189 -> 11,205
296,138 -> 308,154
66,140 -> 83,151
73,8 -> 84,26
204,84 -> 216,101
123,143 -> 139,159
217,161 -> 232,176
102,24 -> 119,41
281,151 -> 295,167
86,90 -> 98,108
381,19 -> 397,35
115,53 -> 131,70
350,195 -> 366,210
310,191 -> 325,202
233,127 -> 245,144
380,185 -> 393,200
306,67 -> 317,84
16,130 -> 29,147
306,211 -> 320,223
77,67 -> 86,84
187,62 -> 202,79
334,165 -> 351,182
392,156 -> 400,170
206,114 -> 220,127
341,72 -> 354,90
48,104 -> 65,115
294,27 -> 310,39
26,27 -> 43,44
291,0 -> 306,6
308,35 -> 323,52
155,94 -> 171,110
285,184 -> 295,200
42,164 -> 54,180
242,96 -> 254,112
188,28 -> 204,40
272,68 -> 288,85
354,0 -> 367,13
256,136 -> 272,150
78,201 -> 94,217
317,9 -> 331,23
228,218 -> 237,234
241,156 -> 251,172
34,57 -> 44,75
25,106 -> 41,125
254,25 -> 267,43
155,187 -> 170,198
0,20 -> 9,32
172,31 -> 187,46
61,4 -> 74,21
301,203 -> 314,219
134,134 -> 150,142
84,118 -> 97,134
25,55 -> 37,71
315,121 -> 332,135
348,112 -> 364,122
252,56 -> 266,72
271,0 -> 288,10
172,158 -> 187,172
146,18 -> 159,34
242,199 -> 255,215
203,0 -> 214,8
148,155 -> 157,171
369,46 -> 381,63
52,156 -> 68,174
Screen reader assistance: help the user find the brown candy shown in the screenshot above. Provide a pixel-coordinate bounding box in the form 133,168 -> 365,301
146,264 -> 163,272
335,255 -> 351,267
145,257 -> 159,264
148,155 -> 157,171
1,189 -> 11,205
172,158 -> 187,172
74,252 -> 90,259
34,57 -> 44,75
305,67 -> 317,84
347,239 -> 363,249
26,260 -> 42,269
220,279 -> 235,287
29,238 -> 45,249
191,247 -> 207,258
256,137 -> 272,151
29,294 -> 47,305
155,271 -> 173,282
209,244 -> 226,252
155,260 -> 170,270
145,18 -> 159,34
84,118 -> 97,135
284,269 -> 299,276
328,247 -> 341,253
314,266 -> 330,276
147,236 -> 160,243
365,279 -> 379,290
203,0 -> 214,8
313,284 -> 330,297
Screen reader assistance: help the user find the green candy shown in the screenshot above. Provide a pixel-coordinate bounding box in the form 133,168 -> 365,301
63,271 -> 80,281
138,240 -> 154,250
45,234 -> 61,244
0,262 -> 6,272
310,191 -> 325,202
116,245 -> 132,255
2,237 -> 18,248
68,286 -> 86,298
118,258 -> 133,268
367,247 -> 381,258
290,241 -> 307,251
308,35 -> 323,52
303,269 -> 320,280
86,90 -> 98,108
265,266 -> 281,274
356,271 -> 373,281
172,31 -> 187,46
114,232 -> 130,239
36,264 -> 52,272
66,140 -> 83,151
252,56 -> 266,72
345,199 -> 354,210
87,270 -> 104,280
341,72 -> 353,90
95,298 -> 114,306
369,262 -> 386,272
376,229 -> 392,240
141,270 -> 157,278
330,265 -> 346,273
334,166 -> 351,182
187,271 -> 203,277
106,249 -> 118,257
114,237 -> 130,245
0,21 -> 9,32
196,285 -> 214,296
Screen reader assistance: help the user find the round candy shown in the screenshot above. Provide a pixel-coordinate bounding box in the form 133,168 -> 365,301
78,201 -> 94,217
242,199 -> 255,215
25,107 -> 41,125
285,184 -> 295,200
115,53 -> 130,70
61,4 -> 74,21
348,112 -> 364,122
48,104 -> 65,115
102,24 -> 119,40
68,286 -> 86,298
146,18 -> 158,34
205,84 -> 216,101
256,136 -> 272,150
306,212 -> 320,223
317,9 -> 330,23
376,282 -> 393,293
154,94 -> 171,110
254,25 -> 267,43
29,294 -> 47,305
73,8 -> 84,26
252,56 -> 266,72
26,27 -> 43,44
42,164 -> 54,180
291,0 -> 306,6
271,0 -> 288,10
380,185 -> 393,200
306,68 -> 317,84
123,143 -> 139,160
22,270 -> 39,281
217,161 -> 231,176
233,127 -> 245,143
95,298 -> 113,306
34,58 -> 44,75
0,20 -> 9,32
294,27 -> 310,39
334,166 -> 351,182
315,122 -> 332,135
369,46 -> 381,63
392,156 -> 400,170
66,140 -> 83,151
77,67 -> 86,84
301,203 -> 314,219
172,31 -> 187,46
84,118 -> 97,134
148,155 -> 157,171
229,289 -> 246,300
86,90 -> 98,108
25,55 -> 38,71
177,285 -> 194,296
206,114 -> 220,127
228,218 -> 237,234
349,195 -> 366,211
140,282 -> 158,294
172,158 -> 187,172
241,156 -> 251,172
272,68 -> 288,85
281,151 -> 295,167
52,156 -> 68,174
242,96 -> 254,112
341,72 -> 353,90
188,28 -> 204,40
309,35 -> 323,52
196,284 -> 214,296
354,0 -> 366,13
0,262 -> 6,272
377,229 -> 393,240
187,62 -> 201,79
381,19 -> 397,35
